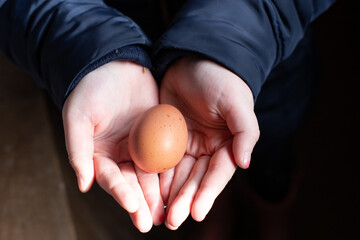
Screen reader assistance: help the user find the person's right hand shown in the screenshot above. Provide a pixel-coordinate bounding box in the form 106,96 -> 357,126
62,60 -> 164,232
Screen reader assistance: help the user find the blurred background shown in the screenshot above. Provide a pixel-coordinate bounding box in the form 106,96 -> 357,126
1,1 -> 359,239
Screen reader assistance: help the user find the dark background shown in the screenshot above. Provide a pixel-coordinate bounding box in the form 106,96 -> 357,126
1,1 -> 359,239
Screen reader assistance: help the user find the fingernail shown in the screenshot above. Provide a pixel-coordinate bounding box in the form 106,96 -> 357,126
165,220 -> 178,231
77,175 -> 86,192
153,210 -> 165,226
243,152 -> 251,168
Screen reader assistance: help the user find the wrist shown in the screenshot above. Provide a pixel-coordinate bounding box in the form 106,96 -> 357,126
63,45 -> 152,109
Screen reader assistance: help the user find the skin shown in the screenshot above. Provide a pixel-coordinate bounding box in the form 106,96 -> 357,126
159,56 -> 260,230
62,56 -> 260,232
62,60 -> 164,233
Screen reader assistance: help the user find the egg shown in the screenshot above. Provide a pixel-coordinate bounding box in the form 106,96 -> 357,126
128,104 -> 188,173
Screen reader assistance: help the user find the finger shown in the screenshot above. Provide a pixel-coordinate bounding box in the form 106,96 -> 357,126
95,157 -> 154,232
165,155 -> 209,230
94,156 -> 139,214
159,168 -> 175,206
62,113 -> 95,192
135,166 -> 165,226
164,155 -> 196,230
166,155 -> 196,212
226,104 -> 260,169
233,129 -> 259,169
122,164 -> 153,233
191,145 -> 237,222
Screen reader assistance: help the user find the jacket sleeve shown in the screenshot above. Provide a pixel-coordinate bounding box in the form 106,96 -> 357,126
153,0 -> 336,100
0,0 -> 152,109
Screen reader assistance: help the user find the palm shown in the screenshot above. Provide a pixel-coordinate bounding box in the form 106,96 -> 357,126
162,82 -> 232,159
91,93 -> 153,167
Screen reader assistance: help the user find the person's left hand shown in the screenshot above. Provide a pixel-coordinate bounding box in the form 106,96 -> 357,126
159,56 -> 260,230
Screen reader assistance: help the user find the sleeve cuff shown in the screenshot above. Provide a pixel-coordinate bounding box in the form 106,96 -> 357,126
61,45 -> 151,109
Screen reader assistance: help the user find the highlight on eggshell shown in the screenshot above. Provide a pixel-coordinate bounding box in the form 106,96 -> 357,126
128,104 -> 188,173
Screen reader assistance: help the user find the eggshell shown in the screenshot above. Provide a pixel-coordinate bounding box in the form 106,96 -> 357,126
128,104 -> 188,173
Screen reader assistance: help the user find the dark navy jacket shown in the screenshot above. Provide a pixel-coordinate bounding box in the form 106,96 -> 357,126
0,0 -> 335,110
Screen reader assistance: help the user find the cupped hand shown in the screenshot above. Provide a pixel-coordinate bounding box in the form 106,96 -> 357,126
62,60 -> 164,232
159,56 -> 260,230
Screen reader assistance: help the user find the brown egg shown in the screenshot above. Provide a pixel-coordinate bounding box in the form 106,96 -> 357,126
128,104 -> 188,173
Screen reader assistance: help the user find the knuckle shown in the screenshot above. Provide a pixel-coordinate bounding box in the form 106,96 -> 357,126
253,128 -> 260,141
67,153 -> 92,169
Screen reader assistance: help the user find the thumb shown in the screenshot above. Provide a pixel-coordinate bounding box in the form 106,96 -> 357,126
62,109 -> 95,192
225,98 -> 260,169
232,127 -> 259,169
